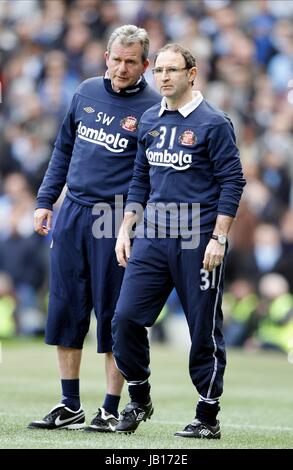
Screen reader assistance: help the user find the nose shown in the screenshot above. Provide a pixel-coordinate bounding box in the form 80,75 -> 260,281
161,69 -> 170,80
118,61 -> 127,73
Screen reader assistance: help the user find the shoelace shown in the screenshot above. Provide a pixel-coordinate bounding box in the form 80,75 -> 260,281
92,410 -> 117,425
121,407 -> 138,422
190,421 -> 215,431
44,408 -> 63,421
91,411 -> 105,425
183,420 -> 202,431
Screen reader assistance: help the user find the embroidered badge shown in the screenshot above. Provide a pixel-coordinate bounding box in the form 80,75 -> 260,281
120,115 -> 138,132
179,129 -> 197,146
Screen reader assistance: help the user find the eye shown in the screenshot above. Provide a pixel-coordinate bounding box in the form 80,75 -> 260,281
152,67 -> 163,74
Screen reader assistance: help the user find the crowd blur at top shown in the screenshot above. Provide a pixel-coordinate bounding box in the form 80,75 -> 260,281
0,0 -> 292,350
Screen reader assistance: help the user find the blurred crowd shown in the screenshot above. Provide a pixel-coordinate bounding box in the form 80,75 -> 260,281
0,0 -> 293,353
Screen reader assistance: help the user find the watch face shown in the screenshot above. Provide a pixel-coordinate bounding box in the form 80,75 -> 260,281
218,235 -> 226,245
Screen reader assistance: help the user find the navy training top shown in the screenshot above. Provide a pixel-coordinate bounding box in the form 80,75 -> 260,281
126,95 -> 246,233
37,76 -> 160,209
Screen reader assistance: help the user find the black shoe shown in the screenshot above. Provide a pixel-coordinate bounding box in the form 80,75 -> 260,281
84,407 -> 118,433
115,400 -> 153,434
27,403 -> 86,430
175,418 -> 221,439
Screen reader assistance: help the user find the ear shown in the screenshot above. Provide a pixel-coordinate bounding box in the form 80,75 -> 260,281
189,67 -> 197,85
104,51 -> 109,63
142,58 -> 150,73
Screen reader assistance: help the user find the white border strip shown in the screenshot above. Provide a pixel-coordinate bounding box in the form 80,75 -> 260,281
207,262 -> 224,398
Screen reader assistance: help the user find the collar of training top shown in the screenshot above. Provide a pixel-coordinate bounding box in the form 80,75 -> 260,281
158,90 -> 203,117
103,75 -> 147,96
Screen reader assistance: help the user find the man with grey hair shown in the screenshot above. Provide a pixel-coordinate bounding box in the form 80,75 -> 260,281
28,25 -> 160,432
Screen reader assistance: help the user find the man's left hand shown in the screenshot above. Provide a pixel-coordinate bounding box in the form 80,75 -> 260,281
203,239 -> 225,272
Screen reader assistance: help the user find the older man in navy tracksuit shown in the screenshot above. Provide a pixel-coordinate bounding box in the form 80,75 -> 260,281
28,25 -> 160,433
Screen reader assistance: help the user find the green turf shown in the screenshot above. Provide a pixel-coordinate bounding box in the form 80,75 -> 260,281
0,339 -> 293,449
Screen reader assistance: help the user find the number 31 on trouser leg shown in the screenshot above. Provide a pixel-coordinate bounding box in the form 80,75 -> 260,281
199,268 -> 217,291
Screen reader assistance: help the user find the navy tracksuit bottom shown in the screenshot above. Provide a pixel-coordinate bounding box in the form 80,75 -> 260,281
112,234 -> 226,400
45,197 -> 124,353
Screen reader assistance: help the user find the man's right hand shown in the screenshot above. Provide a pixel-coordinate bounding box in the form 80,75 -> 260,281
115,211 -> 138,268
34,208 -> 53,236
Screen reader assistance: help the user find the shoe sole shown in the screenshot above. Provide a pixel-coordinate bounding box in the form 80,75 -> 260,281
116,407 -> 154,435
83,427 -> 116,433
65,423 -> 86,430
174,431 -> 221,439
27,422 -> 86,430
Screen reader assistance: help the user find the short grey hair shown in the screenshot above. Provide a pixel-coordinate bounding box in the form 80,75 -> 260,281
107,25 -> 149,62
154,43 -> 196,69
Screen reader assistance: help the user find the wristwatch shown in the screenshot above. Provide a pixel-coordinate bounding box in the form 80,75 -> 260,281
211,234 -> 227,245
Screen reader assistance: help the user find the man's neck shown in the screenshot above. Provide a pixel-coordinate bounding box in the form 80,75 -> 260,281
165,89 -> 194,110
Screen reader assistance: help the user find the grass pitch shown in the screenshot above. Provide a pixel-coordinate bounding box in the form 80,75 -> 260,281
0,339 -> 293,449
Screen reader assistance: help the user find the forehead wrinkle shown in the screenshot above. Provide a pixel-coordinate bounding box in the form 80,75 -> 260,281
110,42 -> 142,60
155,52 -> 185,68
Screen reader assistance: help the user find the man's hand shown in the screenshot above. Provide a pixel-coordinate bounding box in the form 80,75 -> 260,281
34,208 -> 52,236
203,214 -> 232,271
115,211 -> 138,268
203,239 -> 225,272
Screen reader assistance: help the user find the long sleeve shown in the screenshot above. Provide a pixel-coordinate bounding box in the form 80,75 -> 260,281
36,94 -> 77,210
125,135 -> 150,210
207,120 -> 246,217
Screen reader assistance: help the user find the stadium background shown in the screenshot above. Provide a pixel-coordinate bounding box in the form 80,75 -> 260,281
1,0 -> 293,352
0,0 -> 293,450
